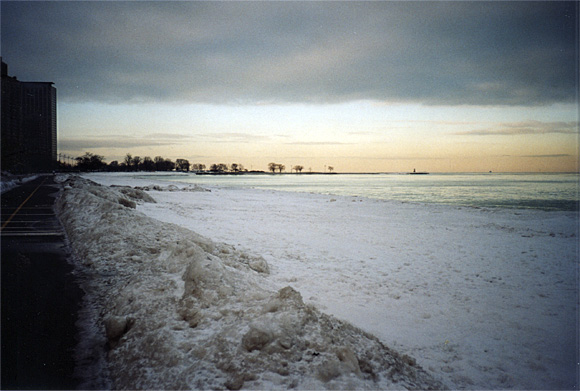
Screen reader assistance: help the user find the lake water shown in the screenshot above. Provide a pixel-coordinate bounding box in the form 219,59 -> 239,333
137,172 -> 579,212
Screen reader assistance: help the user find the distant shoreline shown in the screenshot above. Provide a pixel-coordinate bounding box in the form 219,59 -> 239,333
49,170 -> 580,176
167,171 -> 579,176
193,171 -> 339,176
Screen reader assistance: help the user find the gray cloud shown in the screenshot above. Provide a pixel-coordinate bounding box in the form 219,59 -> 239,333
520,154 -> 571,158
2,2 -> 577,106
59,135 -> 183,150
454,120 -> 579,136
196,132 -> 271,143
148,133 -> 191,140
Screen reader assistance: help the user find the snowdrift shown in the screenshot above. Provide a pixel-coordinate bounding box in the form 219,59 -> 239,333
1,172 -> 39,193
55,176 -> 443,390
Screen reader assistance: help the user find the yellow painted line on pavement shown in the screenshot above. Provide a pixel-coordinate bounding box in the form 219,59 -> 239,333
1,177 -> 47,231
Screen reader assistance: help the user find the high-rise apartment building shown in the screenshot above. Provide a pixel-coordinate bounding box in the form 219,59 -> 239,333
1,59 -> 57,172
1,61 -> 23,171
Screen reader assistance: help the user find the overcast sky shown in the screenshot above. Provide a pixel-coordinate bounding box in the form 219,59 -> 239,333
2,1 -> 578,172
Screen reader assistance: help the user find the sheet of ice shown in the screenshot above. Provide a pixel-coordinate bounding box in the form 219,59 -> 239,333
82,173 -> 579,389
57,175 -> 442,390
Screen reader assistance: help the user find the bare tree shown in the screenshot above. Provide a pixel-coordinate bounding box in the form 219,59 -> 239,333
124,153 -> 133,170
293,165 -> 304,173
75,152 -> 106,171
277,164 -> 285,173
231,163 -> 245,173
155,157 -> 175,171
154,156 -> 166,171
108,160 -> 119,171
209,163 -> 228,172
268,162 -> 278,173
142,156 -> 155,171
176,159 -> 190,172
132,156 -> 142,170
328,166 -> 334,173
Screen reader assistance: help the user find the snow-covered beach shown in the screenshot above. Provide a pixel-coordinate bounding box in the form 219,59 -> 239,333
59,173 -> 578,389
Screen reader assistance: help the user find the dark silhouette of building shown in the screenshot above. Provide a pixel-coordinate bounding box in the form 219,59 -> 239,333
1,59 -> 57,173
1,61 -> 23,171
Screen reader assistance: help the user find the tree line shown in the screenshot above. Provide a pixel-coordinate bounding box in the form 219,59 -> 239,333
71,152 -> 188,172
266,163 -> 333,173
69,152 -> 333,174
71,152 -> 252,173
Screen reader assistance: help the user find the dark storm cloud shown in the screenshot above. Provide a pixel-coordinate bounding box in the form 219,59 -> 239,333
2,1 -> 577,106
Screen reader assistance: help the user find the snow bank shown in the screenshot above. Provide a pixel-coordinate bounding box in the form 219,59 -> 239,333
56,175 -> 442,390
1,172 -> 39,193
131,183 -> 210,193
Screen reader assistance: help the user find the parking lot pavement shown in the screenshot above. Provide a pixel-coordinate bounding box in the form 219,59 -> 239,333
1,175 -> 83,390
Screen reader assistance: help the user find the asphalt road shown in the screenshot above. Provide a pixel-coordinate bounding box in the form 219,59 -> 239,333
1,175 -> 83,390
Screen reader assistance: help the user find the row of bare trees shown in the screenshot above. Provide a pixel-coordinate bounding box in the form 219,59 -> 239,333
118,154 -> 191,172
72,153 -> 251,173
269,163 -> 333,173
268,162 -> 285,173
71,152 -> 190,172
71,152 -> 333,174
207,163 -> 246,173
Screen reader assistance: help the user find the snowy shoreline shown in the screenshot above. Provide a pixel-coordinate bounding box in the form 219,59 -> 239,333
55,175 -> 443,390
60,173 -> 577,389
